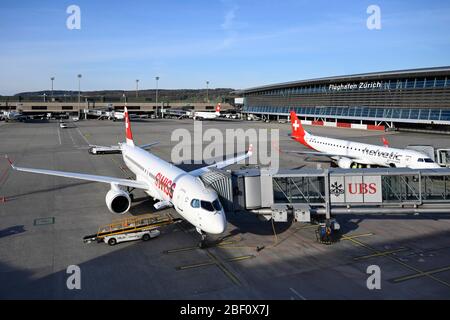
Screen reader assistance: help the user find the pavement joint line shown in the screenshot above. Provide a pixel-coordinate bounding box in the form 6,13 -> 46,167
392,265 -> 450,283
353,247 -> 410,261
346,237 -> 450,288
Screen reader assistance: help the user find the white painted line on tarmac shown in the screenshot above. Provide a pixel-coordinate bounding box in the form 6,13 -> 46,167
57,125 -> 62,145
67,127 -> 76,146
76,127 -> 90,146
289,287 -> 307,300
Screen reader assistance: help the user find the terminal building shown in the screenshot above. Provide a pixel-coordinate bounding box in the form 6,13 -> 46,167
238,67 -> 450,131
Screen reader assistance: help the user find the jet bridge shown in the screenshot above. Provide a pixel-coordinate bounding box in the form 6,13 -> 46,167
205,167 -> 450,223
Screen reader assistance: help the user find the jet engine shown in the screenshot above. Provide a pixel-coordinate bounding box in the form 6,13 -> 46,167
337,157 -> 354,169
106,188 -> 131,214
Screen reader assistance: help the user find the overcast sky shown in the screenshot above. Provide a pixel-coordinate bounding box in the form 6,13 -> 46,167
1,0 -> 450,95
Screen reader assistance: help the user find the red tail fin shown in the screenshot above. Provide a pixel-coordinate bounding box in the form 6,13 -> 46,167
124,106 -> 134,146
290,111 -> 307,139
290,111 -> 314,149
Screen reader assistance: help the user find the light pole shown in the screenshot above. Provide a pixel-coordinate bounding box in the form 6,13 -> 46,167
155,76 -> 160,116
51,77 -> 55,99
206,81 -> 210,103
77,74 -> 82,110
136,79 -> 139,98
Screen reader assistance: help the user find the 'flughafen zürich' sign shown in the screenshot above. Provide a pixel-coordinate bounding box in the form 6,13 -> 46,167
329,81 -> 383,91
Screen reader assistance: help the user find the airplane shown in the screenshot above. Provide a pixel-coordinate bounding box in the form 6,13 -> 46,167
2,110 -> 25,122
110,111 -> 141,121
288,111 -> 441,169
193,103 -> 221,121
7,106 -> 253,247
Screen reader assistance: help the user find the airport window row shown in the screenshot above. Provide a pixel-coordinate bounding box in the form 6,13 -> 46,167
244,106 -> 450,122
250,77 -> 449,96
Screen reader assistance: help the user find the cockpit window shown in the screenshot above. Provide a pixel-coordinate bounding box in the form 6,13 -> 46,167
201,201 -> 215,212
418,158 -> 424,163
191,199 -> 200,208
212,199 -> 222,211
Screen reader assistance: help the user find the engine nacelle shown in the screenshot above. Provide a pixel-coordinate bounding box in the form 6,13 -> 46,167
337,157 -> 353,169
106,188 -> 131,214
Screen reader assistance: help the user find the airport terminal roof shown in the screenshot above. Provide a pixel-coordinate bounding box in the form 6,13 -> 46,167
236,66 -> 450,94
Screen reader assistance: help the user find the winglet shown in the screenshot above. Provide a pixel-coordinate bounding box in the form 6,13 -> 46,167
5,155 -> 16,170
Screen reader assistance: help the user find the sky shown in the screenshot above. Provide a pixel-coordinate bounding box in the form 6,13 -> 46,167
0,0 -> 450,95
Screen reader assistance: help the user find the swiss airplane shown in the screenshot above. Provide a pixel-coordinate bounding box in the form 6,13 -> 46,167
289,111 -> 441,169
193,103 -> 221,120
7,106 -> 253,246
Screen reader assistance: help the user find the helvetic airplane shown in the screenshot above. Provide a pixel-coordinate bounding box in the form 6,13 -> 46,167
7,106 -> 253,247
193,103 -> 221,120
289,111 -> 441,169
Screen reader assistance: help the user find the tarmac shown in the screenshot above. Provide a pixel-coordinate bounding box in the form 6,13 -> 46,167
0,118 -> 449,299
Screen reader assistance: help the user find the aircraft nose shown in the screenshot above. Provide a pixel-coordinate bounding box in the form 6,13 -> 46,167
208,210 -> 227,234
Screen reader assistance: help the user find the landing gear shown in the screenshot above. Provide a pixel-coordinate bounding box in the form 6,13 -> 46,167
197,228 -> 208,249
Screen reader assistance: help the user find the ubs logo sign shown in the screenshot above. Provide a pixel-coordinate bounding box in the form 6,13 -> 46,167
330,176 -> 382,203
348,183 -> 377,195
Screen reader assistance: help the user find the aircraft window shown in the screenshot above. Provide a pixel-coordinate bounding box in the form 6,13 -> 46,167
201,201 -> 215,212
191,199 -> 200,208
212,199 -> 222,211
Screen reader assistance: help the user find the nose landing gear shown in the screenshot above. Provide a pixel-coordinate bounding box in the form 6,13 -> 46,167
196,228 -> 208,249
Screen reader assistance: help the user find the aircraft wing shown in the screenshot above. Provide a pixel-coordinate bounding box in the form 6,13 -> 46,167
7,158 -> 148,190
189,145 -> 253,177
139,142 -> 159,150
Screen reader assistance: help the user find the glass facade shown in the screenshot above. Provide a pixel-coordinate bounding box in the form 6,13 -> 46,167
241,71 -> 450,125
244,106 -> 450,122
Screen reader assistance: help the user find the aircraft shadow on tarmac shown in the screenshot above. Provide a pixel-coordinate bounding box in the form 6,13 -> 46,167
6,181 -> 95,200
0,225 -> 26,239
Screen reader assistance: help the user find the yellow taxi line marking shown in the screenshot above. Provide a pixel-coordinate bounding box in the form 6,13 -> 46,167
346,237 -> 450,288
392,265 -> 450,283
353,248 -> 409,261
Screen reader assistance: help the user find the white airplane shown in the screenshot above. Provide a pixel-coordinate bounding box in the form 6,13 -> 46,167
110,111 -> 141,121
288,111 -> 441,169
193,103 -> 221,121
2,110 -> 25,122
7,106 -> 253,247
